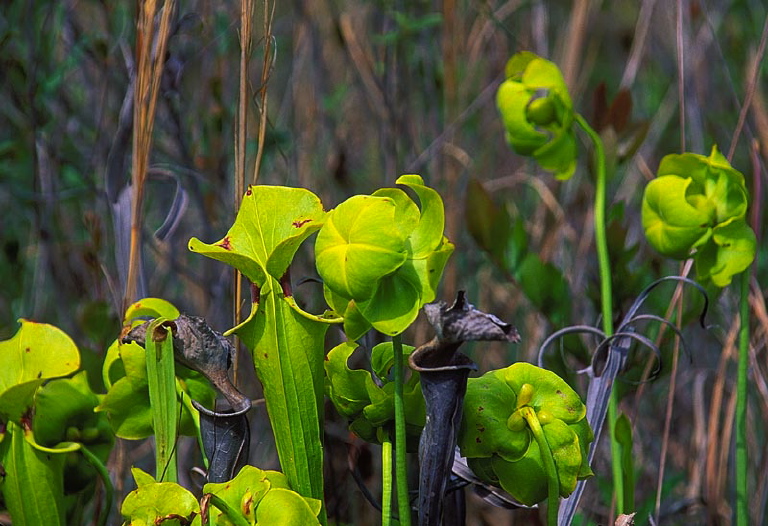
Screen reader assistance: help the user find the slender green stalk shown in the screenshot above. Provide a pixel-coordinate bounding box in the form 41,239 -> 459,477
145,320 -> 178,482
79,445 -> 113,526
575,114 -> 624,512
735,272 -> 750,526
391,334 -> 411,526
381,431 -> 393,526
521,407 -> 559,526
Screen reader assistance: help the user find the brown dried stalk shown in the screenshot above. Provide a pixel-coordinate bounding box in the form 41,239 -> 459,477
124,0 -> 177,310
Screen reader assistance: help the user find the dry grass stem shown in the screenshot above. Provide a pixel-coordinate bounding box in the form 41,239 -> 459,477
125,0 -> 177,310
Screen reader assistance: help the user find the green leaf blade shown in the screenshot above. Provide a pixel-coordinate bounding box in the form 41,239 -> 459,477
0,320 -> 80,422
234,278 -> 328,517
641,175 -> 712,258
189,186 -> 326,286
1,422 -> 66,526
316,194 -> 407,301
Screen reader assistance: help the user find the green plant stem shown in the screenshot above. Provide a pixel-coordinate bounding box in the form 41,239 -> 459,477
391,334 -> 411,526
381,431 -> 393,526
521,407 -> 559,526
575,113 -> 623,512
735,271 -> 750,526
79,445 -> 113,526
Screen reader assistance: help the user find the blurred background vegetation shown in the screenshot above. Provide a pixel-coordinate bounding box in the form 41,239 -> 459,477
1,1 -> 767,524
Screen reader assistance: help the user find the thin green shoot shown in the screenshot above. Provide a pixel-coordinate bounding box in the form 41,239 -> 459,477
735,272 -> 750,526
575,113 -> 623,512
381,431 -> 393,526
392,334 -> 411,526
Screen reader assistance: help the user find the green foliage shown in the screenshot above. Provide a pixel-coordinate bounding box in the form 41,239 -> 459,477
143,320 -> 179,482
614,413 -> 635,512
188,185 -> 326,288
120,468 -> 202,526
1,421 -> 67,525
324,341 -> 425,447
0,320 -> 113,525
33,371 -> 114,493
204,465 -> 322,525
459,362 -> 593,506
642,145 -> 756,286
230,277 -> 328,516
0,320 -> 80,422
189,186 -> 330,519
316,174 -> 454,339
120,454 -> 323,526
96,299 -> 215,440
496,52 -> 577,179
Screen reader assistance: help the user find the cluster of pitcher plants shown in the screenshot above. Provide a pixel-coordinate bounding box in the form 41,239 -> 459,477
0,51 -> 756,526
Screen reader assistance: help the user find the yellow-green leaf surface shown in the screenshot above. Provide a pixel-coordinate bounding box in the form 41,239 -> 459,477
123,297 -> 180,326
96,338 -> 214,440
657,146 -> 748,225
315,194 -> 407,301
232,277 -> 328,521
696,218 -> 757,287
204,465 -> 272,523
255,488 -> 322,525
32,371 -> 114,493
324,341 -> 424,444
324,342 -> 373,418
189,185 -> 326,287
1,421 -> 66,525
642,145 -> 756,286
394,174 -> 445,256
496,52 -> 577,179
121,467 -> 201,525
459,362 -> 592,506
204,466 -> 321,525
642,175 -> 711,258
317,178 -> 453,338
0,320 -> 80,422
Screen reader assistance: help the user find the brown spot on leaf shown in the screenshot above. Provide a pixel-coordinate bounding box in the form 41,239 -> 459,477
218,236 -> 232,250
119,325 -> 132,342
246,187 -> 252,196
152,320 -> 177,342
25,347 -> 30,353
292,218 -> 312,228
478,406 -> 484,412
242,493 -> 253,514
476,437 -> 482,443
263,353 -> 268,359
